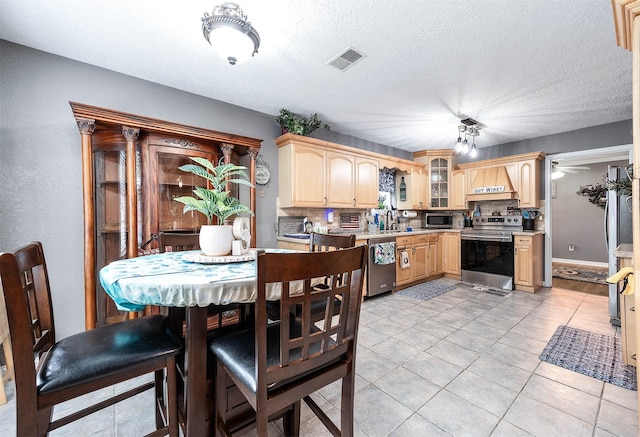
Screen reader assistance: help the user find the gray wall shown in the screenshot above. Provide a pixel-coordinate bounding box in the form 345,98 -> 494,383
551,161 -> 628,263
0,41 -> 406,339
460,121 -> 632,164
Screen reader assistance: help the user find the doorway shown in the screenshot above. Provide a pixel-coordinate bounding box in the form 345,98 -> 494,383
544,144 -> 632,288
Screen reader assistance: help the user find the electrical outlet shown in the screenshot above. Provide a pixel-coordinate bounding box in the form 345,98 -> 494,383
568,244 -> 575,252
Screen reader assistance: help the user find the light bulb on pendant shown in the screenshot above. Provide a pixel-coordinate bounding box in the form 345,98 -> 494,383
461,137 -> 469,154
455,136 -> 463,153
469,141 -> 478,158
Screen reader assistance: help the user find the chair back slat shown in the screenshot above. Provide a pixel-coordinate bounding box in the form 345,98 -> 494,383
256,246 -> 367,389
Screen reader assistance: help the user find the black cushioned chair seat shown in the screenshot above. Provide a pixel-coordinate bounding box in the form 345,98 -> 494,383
210,322 -> 335,393
37,315 -> 182,394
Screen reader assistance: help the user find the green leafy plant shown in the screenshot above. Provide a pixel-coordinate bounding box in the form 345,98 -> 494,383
173,157 -> 254,225
276,109 -> 330,136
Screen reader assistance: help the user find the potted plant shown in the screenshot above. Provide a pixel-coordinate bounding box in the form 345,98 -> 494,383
276,109 -> 330,136
174,156 -> 254,256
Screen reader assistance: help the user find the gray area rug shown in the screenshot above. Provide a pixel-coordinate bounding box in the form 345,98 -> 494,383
397,279 -> 457,301
539,325 -> 637,390
552,265 -> 608,285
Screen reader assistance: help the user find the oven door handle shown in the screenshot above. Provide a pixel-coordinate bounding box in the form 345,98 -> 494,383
461,236 -> 511,243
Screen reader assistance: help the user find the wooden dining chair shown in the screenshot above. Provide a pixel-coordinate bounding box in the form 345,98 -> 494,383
210,245 -> 368,436
0,241 -> 182,437
266,232 -> 356,323
0,286 -> 14,406
158,231 -> 200,253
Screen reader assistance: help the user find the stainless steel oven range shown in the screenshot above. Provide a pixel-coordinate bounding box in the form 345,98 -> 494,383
460,215 -> 523,291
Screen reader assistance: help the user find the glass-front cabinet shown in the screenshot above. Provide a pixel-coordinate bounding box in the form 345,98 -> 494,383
429,157 -> 449,208
413,150 -> 457,211
72,102 -> 262,329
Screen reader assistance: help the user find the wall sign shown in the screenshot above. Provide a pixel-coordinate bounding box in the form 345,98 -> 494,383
472,186 -> 505,194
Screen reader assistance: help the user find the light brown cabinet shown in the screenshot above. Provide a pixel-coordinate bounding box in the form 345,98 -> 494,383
396,167 -> 428,210
413,150 -> 458,210
450,169 -> 467,210
427,157 -> 450,209
71,102 -> 261,328
514,233 -> 543,292
517,159 -> 542,208
458,152 -> 544,206
396,235 -> 421,286
396,233 -> 442,287
442,232 -> 461,277
277,134 -> 379,208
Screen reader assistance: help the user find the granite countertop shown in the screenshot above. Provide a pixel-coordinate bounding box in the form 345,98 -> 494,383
614,244 -> 633,259
276,228 -> 462,243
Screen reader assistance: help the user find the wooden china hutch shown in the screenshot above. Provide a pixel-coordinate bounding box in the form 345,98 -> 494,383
70,102 -> 262,329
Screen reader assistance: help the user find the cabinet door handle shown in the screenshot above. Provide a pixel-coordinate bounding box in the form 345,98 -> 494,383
515,248 -> 518,255
352,198 -> 356,206
632,353 -> 637,360
631,306 -> 635,312
324,196 -> 327,205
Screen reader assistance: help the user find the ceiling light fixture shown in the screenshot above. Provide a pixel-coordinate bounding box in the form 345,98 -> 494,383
455,118 -> 481,158
202,2 -> 260,65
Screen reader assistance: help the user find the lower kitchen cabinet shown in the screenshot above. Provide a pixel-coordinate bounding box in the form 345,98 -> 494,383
442,232 -> 461,277
413,235 -> 429,282
514,233 -> 543,292
428,234 -> 441,276
395,233 -> 442,288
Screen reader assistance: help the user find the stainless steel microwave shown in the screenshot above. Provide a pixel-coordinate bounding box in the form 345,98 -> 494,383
422,212 -> 453,229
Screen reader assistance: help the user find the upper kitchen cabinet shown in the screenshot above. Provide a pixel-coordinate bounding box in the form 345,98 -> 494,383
458,152 -> 545,207
517,158 -> 543,208
70,102 -> 262,329
413,150 -> 458,210
450,169 -> 467,210
279,142 -> 327,207
277,134 -> 378,208
396,165 -> 428,210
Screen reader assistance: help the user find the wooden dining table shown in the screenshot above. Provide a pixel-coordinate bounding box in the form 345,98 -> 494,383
99,248 -> 293,436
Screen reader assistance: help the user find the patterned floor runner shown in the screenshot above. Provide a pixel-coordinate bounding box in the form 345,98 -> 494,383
397,279 -> 457,301
539,325 -> 636,390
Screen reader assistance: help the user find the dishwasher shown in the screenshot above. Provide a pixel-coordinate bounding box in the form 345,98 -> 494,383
367,236 -> 397,297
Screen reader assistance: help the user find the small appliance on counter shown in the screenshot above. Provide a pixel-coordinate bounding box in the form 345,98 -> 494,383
422,212 -> 453,229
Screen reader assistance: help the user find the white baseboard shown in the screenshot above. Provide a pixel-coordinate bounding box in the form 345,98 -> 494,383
552,258 -> 608,269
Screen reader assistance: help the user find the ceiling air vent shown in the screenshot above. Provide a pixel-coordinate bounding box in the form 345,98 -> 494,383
327,46 -> 366,71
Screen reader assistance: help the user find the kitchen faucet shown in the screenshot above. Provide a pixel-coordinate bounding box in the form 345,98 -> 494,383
386,209 -> 393,231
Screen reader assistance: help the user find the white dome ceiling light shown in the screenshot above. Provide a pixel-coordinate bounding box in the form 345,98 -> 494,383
201,3 -> 260,65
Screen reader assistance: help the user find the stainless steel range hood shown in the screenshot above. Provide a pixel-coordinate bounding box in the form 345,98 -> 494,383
466,166 -> 518,201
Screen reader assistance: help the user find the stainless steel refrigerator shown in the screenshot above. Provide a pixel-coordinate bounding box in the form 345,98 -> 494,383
607,165 -> 633,326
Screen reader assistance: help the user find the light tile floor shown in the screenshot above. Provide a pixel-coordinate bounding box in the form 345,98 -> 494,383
0,280 -> 637,436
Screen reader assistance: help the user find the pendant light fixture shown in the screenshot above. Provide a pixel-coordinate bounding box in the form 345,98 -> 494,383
202,3 -> 260,65
455,118 -> 481,158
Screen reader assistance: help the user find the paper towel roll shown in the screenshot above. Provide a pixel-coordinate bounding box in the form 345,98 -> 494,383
402,210 -> 418,218
232,217 -> 250,239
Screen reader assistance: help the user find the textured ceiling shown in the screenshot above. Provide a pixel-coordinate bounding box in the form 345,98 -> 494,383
0,0 -> 632,153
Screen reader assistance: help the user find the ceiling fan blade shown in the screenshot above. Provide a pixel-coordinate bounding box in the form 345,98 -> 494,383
555,166 -> 590,170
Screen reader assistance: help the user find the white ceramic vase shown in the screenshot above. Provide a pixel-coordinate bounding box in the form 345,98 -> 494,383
199,224 -> 234,256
